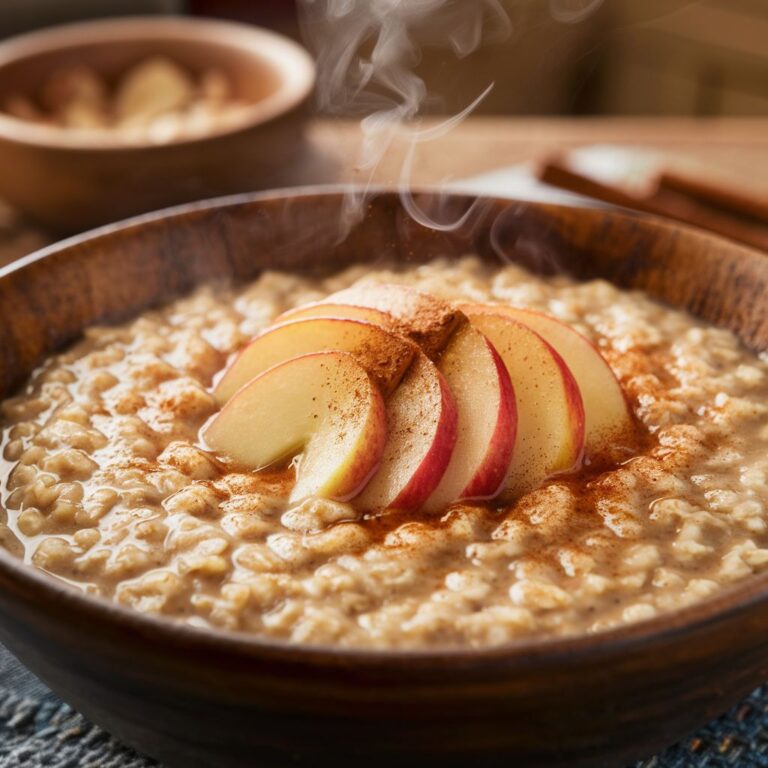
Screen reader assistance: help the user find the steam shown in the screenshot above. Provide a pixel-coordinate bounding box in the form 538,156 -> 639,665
397,84 -> 493,231
300,0 -> 511,116
298,0 -> 512,234
297,0 -> 609,241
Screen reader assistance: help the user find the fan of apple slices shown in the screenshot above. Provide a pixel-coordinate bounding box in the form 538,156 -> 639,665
203,284 -> 632,512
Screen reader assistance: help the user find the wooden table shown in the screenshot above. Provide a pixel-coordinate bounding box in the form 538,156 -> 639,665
3,117 -> 768,268
309,116 -> 768,193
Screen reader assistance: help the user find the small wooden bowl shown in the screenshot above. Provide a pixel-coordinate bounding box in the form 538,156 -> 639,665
0,17 -> 315,233
1,190 -> 768,767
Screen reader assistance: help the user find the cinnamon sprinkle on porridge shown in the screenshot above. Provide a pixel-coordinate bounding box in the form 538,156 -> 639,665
2,257 -> 768,649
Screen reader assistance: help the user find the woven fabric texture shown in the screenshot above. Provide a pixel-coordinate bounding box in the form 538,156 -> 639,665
2,642 -> 768,767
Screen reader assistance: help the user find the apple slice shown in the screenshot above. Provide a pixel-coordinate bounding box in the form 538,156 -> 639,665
214,317 -> 415,403
203,352 -> 387,503
355,352 -> 458,512
424,325 -> 517,512
275,302 -> 397,329
464,313 -> 585,497
459,304 -> 631,452
324,283 -> 467,358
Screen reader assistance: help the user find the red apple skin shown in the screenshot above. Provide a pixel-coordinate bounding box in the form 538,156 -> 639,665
274,302 -> 396,329
549,343 -> 586,472
214,317 -> 415,403
203,351 -> 388,503
314,397 -> 387,503
389,369 -> 459,511
354,353 -> 459,513
460,340 -> 518,500
464,312 -> 586,497
458,303 -> 631,452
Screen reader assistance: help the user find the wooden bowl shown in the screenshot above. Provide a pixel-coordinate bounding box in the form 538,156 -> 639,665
0,17 -> 315,233
2,190 -> 768,768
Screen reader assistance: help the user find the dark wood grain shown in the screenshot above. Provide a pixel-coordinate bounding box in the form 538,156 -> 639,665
2,190 -> 768,768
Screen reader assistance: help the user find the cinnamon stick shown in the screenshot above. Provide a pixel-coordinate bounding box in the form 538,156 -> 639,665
657,171 -> 768,226
538,159 -> 768,252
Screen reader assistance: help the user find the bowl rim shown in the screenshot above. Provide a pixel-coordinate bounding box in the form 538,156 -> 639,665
3,185 -> 768,667
0,16 -> 316,151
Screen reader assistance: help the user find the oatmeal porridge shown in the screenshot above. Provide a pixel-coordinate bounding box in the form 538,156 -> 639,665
2,256 -> 768,649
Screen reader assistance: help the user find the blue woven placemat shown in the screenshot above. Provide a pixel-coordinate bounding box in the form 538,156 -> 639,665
2,642 -> 768,767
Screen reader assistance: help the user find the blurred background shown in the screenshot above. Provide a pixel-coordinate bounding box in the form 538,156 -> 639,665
2,0 -> 765,117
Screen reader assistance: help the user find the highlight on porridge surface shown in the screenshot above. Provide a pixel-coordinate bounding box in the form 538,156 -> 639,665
2,257 -> 768,649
